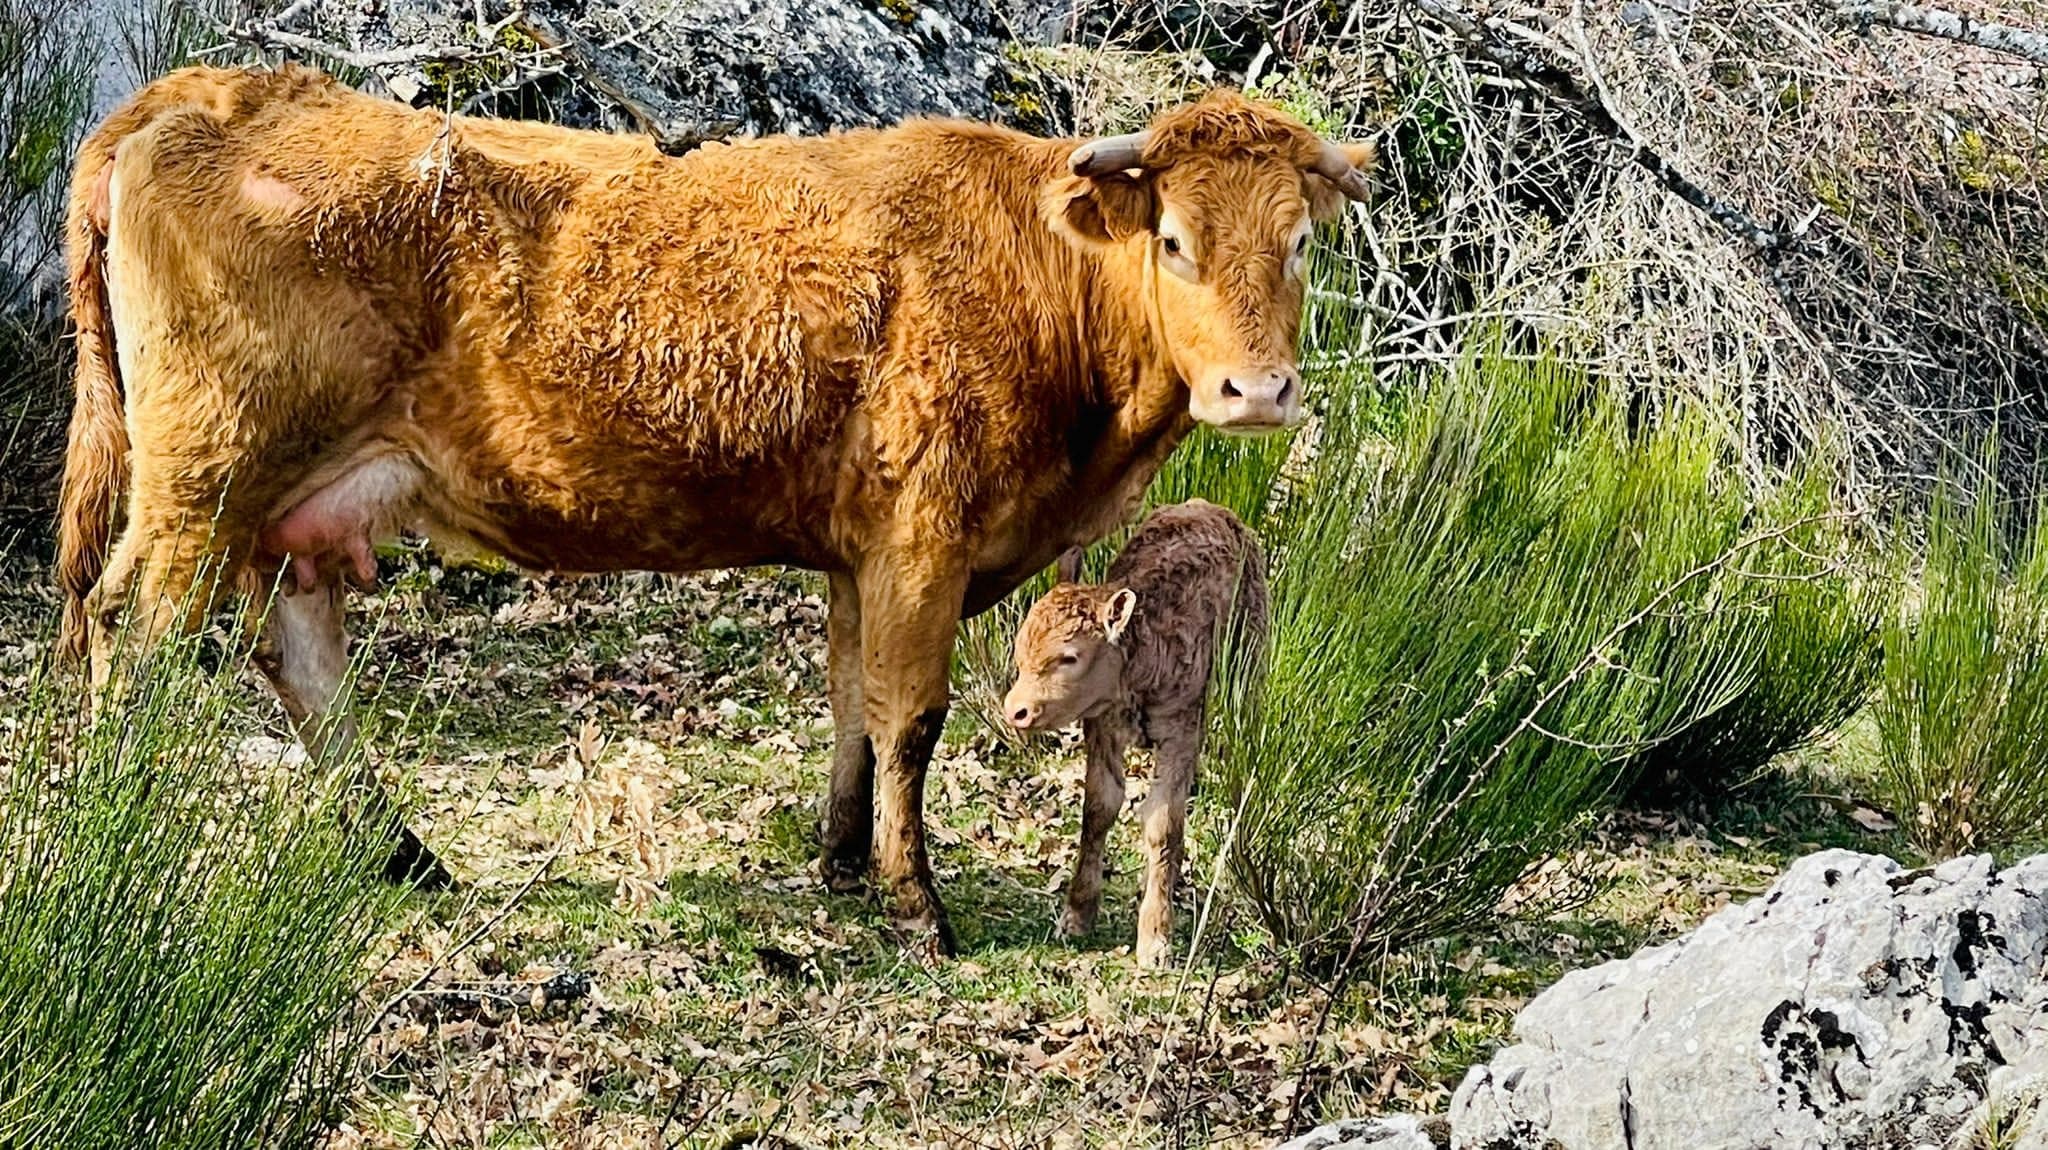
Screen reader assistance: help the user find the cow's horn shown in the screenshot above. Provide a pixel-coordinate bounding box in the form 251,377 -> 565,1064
1312,141 -> 1374,203
1068,131 -> 1153,177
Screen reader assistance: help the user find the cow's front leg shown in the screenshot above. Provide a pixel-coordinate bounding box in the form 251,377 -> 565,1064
859,551 -> 968,957
819,571 -> 875,893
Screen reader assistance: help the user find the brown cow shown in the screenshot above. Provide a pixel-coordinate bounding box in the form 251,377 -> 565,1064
57,64 -> 1373,953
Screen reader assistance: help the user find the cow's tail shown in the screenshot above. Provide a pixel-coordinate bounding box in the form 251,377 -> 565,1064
56,117 -> 132,664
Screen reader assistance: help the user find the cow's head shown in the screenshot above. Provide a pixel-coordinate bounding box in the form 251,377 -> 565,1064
1043,91 -> 1375,431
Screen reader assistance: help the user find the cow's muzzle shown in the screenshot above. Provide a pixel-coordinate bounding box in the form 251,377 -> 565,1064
1192,365 -> 1303,432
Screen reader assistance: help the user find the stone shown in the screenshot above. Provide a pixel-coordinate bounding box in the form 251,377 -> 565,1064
1275,1116 -> 1441,1150
307,0 -> 1014,149
1445,849 -> 2048,1150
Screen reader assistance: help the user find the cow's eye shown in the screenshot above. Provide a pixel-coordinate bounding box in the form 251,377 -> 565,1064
1058,652 -> 1080,666
1157,232 -> 1199,281
1295,233 -> 1309,256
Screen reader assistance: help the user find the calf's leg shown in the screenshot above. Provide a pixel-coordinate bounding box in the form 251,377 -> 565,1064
1059,716 -> 1130,940
859,552 -> 967,956
246,572 -> 451,887
819,571 -> 876,893
1136,719 -> 1200,968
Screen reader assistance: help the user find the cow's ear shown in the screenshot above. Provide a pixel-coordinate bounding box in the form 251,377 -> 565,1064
1305,142 -> 1377,222
1102,588 -> 1138,645
1043,173 -> 1155,248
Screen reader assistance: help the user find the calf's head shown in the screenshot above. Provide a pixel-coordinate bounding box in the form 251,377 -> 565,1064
1045,91 -> 1375,431
1003,583 -> 1139,732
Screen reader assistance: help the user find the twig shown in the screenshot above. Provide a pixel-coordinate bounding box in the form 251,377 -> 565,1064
1838,0 -> 2048,66
370,833 -> 567,1026
209,24 -> 491,70
1407,0 -> 1799,254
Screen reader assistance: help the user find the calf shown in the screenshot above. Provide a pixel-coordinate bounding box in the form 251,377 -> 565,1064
1002,499 -> 1268,966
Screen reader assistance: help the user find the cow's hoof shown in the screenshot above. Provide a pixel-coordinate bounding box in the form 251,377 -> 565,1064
894,915 -> 957,964
890,884 -> 957,960
382,825 -> 454,890
820,853 -> 868,895
1056,902 -> 1098,941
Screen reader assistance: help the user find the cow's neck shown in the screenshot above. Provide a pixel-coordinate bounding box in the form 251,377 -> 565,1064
1062,202 -> 1198,543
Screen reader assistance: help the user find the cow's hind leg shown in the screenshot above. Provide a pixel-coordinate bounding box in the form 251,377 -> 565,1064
859,552 -> 968,957
820,571 -> 876,893
247,572 -> 451,887
84,478 -> 249,694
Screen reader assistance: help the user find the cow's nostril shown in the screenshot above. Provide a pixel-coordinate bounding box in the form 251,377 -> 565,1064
1276,376 -> 1294,405
1012,707 -> 1030,723
1220,379 -> 1243,399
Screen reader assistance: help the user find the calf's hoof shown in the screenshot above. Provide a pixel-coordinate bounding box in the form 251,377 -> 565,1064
382,825 -> 455,890
1136,933 -> 1174,970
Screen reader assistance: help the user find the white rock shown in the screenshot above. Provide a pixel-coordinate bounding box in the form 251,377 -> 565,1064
1446,849 -> 2048,1150
1275,1116 -> 1438,1150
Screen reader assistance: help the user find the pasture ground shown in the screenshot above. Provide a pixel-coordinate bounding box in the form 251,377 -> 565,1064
0,547 -> 1891,1149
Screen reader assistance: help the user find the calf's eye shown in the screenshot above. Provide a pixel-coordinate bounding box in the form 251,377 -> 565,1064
1058,653 -> 1079,666
1163,236 -> 1182,256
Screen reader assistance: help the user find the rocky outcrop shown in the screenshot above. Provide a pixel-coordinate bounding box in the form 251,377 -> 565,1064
1291,850 -> 2048,1150
300,0 -> 1016,149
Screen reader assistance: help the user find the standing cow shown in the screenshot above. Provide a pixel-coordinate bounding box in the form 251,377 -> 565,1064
58,65 -> 1372,953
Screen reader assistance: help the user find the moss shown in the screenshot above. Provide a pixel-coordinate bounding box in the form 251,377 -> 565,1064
1952,128 -> 2039,194
878,0 -> 918,23
1989,259 -> 2048,327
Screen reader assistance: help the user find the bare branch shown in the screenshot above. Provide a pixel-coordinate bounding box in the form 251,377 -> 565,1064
1407,0 -> 1799,255
205,23 -> 489,70
515,10 -> 733,153
1838,0 -> 2048,66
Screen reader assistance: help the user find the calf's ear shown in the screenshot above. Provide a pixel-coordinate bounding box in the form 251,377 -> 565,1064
1043,173 -> 1155,248
1055,547 -> 1085,584
1103,588 -> 1138,646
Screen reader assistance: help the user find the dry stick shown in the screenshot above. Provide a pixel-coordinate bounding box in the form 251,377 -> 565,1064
208,23 -> 491,70
1837,0 -> 2048,65
371,831 -> 569,1027
1406,0 -> 1798,255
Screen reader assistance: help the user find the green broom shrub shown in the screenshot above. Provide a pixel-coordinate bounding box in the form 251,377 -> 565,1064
0,626 -> 402,1149
1877,463 -> 2048,859
1213,346 -> 1857,963
1626,464 -> 1886,800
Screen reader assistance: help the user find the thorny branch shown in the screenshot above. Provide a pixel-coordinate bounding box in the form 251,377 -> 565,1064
1838,0 -> 2048,65
1406,0 -> 1800,255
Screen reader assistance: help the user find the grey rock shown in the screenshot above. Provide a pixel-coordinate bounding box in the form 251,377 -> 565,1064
1447,849 -> 2048,1150
1276,1116 -> 1439,1150
312,0 -> 1013,147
